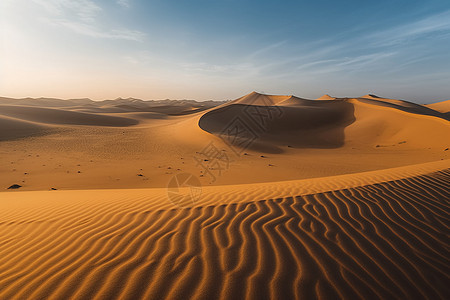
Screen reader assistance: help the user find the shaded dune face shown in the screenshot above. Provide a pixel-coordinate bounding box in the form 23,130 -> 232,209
0,116 -> 48,141
0,105 -> 139,127
198,100 -> 355,152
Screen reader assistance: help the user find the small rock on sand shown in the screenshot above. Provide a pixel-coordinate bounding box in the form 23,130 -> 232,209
7,184 -> 22,190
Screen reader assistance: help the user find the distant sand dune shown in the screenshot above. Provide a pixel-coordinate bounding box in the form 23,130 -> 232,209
426,100 -> 450,114
316,94 -> 336,100
0,97 -> 224,114
0,115 -> 50,141
0,167 -> 448,299
0,105 -> 138,127
357,95 -> 449,121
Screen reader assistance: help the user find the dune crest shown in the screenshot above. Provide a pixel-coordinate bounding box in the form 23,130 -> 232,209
316,94 -> 336,100
228,91 -> 293,106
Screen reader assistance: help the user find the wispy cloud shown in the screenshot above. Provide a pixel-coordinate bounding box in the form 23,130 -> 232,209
335,52 -> 396,69
366,10 -> 450,46
117,0 -> 131,9
246,40 -> 287,59
237,10 -> 450,78
180,62 -> 255,75
32,0 -> 100,22
32,0 -> 144,41
51,20 -> 145,41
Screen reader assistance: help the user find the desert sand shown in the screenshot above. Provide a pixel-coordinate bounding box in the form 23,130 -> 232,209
0,92 -> 449,299
426,99 -> 450,115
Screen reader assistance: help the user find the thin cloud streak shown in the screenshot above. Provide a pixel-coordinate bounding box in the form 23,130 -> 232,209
215,10 -> 450,81
33,0 -> 145,41
48,20 -> 146,41
366,10 -> 450,46
32,0 -> 101,23
117,0 -> 131,9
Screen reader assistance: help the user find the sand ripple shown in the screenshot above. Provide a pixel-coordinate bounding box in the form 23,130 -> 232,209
0,170 -> 449,299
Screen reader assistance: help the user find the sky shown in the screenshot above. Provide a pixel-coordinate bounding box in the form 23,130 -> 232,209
1,0 -> 450,103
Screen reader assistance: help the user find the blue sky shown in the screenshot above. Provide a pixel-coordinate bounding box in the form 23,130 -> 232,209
1,0 -> 449,103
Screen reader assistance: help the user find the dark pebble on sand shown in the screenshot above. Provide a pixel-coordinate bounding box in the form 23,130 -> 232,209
7,184 -> 22,189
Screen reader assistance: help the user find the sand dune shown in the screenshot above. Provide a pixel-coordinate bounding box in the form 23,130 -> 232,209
199,95 -> 356,149
316,94 -> 336,100
0,97 -> 224,114
0,105 -> 139,127
0,162 -> 448,299
199,92 -> 449,152
346,97 -> 450,149
357,95 -> 448,121
224,91 -> 293,106
0,97 -> 93,108
427,99 -> 450,113
1,92 -> 449,191
0,115 -> 50,141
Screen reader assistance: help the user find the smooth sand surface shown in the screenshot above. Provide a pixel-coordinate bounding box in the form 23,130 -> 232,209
0,93 -> 449,299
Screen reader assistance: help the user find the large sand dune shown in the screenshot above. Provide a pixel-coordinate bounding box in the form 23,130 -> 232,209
199,96 -> 355,149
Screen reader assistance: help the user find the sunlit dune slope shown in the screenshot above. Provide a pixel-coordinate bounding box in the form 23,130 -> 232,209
426,99 -> 450,113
